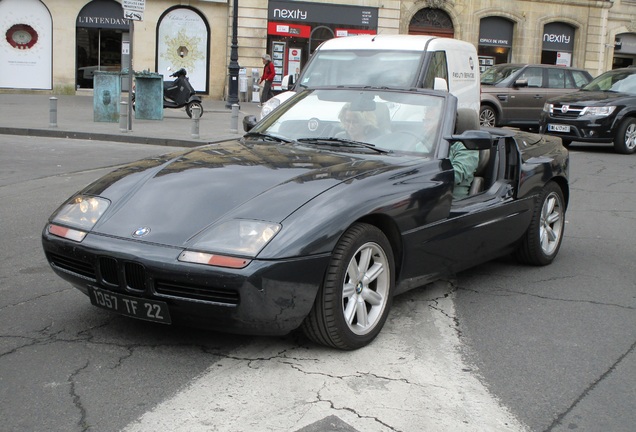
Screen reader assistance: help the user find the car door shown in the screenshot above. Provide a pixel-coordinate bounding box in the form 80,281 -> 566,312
506,67 -> 551,122
398,136 -> 531,286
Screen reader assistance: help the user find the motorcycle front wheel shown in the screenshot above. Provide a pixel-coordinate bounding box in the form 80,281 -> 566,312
186,101 -> 203,118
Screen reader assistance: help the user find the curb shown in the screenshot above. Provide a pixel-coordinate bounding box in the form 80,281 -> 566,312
0,127 -> 244,148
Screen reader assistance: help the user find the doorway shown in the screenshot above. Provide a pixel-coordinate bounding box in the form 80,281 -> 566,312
76,28 -> 122,89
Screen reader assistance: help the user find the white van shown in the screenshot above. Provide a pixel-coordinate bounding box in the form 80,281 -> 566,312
260,35 -> 480,118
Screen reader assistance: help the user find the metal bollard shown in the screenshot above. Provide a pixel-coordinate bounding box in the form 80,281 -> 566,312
120,101 -> 128,133
230,103 -> 239,134
49,97 -> 57,128
191,105 -> 201,139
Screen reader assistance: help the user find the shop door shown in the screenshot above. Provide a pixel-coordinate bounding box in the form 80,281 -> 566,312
76,28 -> 123,89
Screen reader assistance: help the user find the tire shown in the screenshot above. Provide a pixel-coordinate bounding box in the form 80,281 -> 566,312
614,117 -> 636,154
479,105 -> 497,128
515,181 -> 565,266
186,101 -> 203,118
131,95 -> 135,112
302,223 -> 395,350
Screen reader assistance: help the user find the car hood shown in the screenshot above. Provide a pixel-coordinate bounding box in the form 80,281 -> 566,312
548,90 -> 635,105
84,140 -> 405,246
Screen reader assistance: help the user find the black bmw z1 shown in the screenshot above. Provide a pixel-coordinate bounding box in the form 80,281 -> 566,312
42,87 -> 569,350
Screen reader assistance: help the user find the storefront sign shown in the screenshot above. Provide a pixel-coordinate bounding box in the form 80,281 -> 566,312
478,17 -> 513,47
268,0 -> 378,28
268,22 -> 311,38
543,22 -> 574,52
335,28 -> 376,37
77,0 -> 129,29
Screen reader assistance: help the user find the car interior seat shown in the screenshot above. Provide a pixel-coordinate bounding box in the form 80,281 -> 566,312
454,108 -> 491,196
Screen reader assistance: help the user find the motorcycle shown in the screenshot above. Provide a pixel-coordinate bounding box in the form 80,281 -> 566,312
132,68 -> 203,118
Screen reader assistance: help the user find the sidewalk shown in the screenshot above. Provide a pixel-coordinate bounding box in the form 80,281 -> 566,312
0,92 -> 262,147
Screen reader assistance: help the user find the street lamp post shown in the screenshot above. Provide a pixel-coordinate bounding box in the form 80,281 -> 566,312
226,0 -> 240,108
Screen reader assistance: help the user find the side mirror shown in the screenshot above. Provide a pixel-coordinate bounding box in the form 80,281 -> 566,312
513,78 -> 529,88
434,77 -> 449,92
281,74 -> 293,90
444,130 -> 493,151
242,115 -> 258,132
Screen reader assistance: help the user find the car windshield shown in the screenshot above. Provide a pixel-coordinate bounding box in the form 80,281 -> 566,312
582,70 -> 636,95
297,50 -> 424,89
480,65 -> 523,85
249,88 -> 446,156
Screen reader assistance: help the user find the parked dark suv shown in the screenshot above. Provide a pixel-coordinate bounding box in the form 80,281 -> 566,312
539,67 -> 636,154
480,63 -> 592,129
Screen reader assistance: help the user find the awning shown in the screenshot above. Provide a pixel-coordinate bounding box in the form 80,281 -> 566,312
77,0 -> 129,30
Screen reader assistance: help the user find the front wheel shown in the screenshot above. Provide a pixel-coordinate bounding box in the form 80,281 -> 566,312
186,101 -> 203,118
480,105 -> 497,128
515,181 -> 565,266
302,223 -> 395,350
614,117 -> 636,154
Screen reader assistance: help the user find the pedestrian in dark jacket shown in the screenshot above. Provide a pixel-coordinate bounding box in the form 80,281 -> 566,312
259,54 -> 275,104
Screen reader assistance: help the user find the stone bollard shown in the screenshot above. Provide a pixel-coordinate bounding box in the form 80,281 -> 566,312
230,103 -> 239,134
49,97 -> 57,128
120,101 -> 128,133
191,105 -> 201,139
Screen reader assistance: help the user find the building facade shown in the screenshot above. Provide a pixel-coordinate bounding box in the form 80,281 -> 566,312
1,0 -> 635,98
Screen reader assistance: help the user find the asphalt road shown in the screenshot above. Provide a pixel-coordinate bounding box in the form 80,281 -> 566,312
1,135 -> 634,432
455,142 -> 636,432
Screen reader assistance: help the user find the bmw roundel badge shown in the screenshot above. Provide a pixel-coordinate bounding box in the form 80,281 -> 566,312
132,226 -> 151,238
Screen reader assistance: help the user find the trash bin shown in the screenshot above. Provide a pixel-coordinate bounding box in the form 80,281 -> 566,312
93,71 -> 121,122
134,71 -> 163,120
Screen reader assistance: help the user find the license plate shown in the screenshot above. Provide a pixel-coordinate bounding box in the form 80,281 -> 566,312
548,124 -> 570,132
88,286 -> 171,324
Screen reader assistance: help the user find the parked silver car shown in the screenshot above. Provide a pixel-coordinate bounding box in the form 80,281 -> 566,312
480,63 -> 592,129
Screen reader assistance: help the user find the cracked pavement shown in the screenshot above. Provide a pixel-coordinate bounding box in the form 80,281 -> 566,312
122,281 -> 524,432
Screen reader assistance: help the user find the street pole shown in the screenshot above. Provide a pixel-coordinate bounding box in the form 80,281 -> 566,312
225,0 -> 240,108
128,19 -> 134,131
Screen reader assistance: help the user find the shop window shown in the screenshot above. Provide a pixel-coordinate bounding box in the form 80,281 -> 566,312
478,17 -> 513,67
157,7 -> 210,93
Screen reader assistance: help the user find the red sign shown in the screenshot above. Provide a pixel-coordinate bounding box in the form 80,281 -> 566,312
268,22 -> 311,39
335,28 -> 377,37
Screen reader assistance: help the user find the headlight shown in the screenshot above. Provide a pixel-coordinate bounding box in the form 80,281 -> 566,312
48,195 -> 110,242
543,103 -> 553,113
260,98 -> 281,118
581,106 -> 616,117
179,219 -> 281,268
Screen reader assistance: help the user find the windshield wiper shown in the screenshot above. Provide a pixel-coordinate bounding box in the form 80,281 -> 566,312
296,137 -> 391,154
243,132 -> 291,143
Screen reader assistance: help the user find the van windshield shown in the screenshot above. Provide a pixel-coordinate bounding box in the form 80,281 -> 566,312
298,50 -> 424,89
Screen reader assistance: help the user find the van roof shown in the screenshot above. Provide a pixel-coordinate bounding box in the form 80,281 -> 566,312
318,34 -> 476,52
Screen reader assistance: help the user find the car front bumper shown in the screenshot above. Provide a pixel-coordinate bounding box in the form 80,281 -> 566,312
539,113 -> 616,143
42,230 -> 330,335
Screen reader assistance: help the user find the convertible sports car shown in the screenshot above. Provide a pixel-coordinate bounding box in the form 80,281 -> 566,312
42,87 -> 569,350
